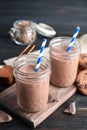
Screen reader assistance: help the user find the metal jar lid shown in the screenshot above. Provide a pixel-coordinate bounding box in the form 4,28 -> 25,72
35,23 -> 56,37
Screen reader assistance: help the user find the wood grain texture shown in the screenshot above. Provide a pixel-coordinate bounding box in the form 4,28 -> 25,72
0,84 -> 76,128
0,0 -> 87,35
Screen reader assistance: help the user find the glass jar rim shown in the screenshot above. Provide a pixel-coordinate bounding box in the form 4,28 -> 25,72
13,20 -> 34,29
13,54 -> 51,79
49,36 -> 80,58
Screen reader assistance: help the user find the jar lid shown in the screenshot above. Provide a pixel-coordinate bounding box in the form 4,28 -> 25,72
35,23 -> 56,37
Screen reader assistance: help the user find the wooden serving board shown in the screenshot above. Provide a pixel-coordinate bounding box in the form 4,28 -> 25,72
0,84 -> 76,128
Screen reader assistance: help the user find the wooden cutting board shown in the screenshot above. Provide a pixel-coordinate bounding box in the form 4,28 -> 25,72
0,84 -> 76,128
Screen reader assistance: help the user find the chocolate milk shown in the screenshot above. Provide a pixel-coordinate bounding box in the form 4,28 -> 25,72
13,54 -> 50,113
49,37 -> 80,87
16,65 -> 50,112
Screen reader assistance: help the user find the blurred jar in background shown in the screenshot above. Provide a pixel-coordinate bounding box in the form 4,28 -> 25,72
9,20 -> 36,45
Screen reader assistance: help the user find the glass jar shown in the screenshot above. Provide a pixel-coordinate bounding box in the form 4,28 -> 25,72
9,20 -> 36,45
49,37 -> 80,87
13,54 -> 51,112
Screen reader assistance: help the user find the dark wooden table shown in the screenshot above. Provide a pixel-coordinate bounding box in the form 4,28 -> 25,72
0,0 -> 87,130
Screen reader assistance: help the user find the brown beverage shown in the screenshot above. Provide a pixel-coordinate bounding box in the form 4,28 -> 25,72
49,37 -> 80,87
13,54 -> 50,112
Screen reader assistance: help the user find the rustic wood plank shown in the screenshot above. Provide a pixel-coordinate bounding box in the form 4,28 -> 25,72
0,84 -> 76,128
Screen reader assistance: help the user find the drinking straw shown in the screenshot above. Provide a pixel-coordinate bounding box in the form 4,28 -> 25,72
35,38 -> 47,72
66,26 -> 80,52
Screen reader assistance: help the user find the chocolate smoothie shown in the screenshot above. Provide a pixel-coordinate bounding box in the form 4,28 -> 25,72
49,37 -> 80,87
13,54 -> 50,113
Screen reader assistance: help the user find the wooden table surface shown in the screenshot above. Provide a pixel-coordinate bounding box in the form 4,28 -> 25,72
0,0 -> 87,130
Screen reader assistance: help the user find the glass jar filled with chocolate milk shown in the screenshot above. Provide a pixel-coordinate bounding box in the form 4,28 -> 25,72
13,54 -> 51,112
49,37 -> 80,87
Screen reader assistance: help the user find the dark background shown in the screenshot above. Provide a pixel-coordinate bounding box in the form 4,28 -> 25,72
0,0 -> 87,63
0,0 -> 87,130
0,0 -> 87,35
